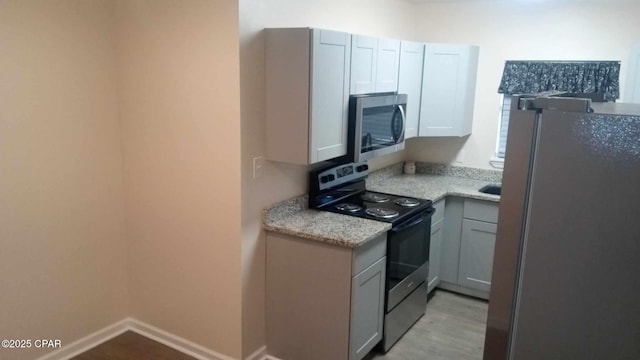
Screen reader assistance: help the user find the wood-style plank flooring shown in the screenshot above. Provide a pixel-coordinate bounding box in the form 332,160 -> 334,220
71,331 -> 197,360
369,289 -> 489,360
73,290 -> 486,360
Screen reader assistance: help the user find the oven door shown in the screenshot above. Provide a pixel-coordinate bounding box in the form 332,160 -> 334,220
386,208 -> 433,311
349,93 -> 407,162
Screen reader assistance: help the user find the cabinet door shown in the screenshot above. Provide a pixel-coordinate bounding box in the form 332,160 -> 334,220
350,257 -> 386,360
441,197 -> 463,284
398,41 -> 424,139
375,38 -> 401,93
265,28 -> 313,165
310,29 -> 351,163
419,44 -> 479,137
428,217 -> 443,293
458,219 -> 497,293
350,35 -> 378,95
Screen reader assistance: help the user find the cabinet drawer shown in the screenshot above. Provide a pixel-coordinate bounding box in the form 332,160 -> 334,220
353,233 -> 387,275
463,199 -> 499,223
432,199 -> 445,223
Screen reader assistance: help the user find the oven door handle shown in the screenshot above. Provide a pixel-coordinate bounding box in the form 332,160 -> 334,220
390,208 -> 434,232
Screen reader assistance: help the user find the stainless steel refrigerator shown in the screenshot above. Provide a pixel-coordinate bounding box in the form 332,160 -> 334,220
484,95 -> 640,360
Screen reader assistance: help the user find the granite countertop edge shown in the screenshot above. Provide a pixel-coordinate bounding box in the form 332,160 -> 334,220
263,220 -> 392,248
263,203 -> 392,249
263,164 -> 501,249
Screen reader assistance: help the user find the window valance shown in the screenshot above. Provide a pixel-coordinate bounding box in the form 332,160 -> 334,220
497,61 -> 620,101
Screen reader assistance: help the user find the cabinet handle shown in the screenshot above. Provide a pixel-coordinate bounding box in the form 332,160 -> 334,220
407,281 -> 414,288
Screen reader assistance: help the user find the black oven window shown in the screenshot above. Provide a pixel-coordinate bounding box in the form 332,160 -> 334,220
387,213 -> 430,289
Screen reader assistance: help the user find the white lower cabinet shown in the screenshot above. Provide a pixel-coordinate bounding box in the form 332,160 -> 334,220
438,197 -> 498,300
350,257 -> 386,360
427,199 -> 445,294
428,218 -> 443,293
458,219 -> 497,293
266,232 -> 386,360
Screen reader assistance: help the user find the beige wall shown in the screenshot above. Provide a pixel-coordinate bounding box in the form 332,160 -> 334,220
9,1 -> 637,359
407,0 -> 640,169
2,1 -> 253,359
239,0 -> 417,356
0,1 -> 128,359
116,0 -> 242,358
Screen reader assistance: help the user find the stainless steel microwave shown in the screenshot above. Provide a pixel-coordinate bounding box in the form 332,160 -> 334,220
348,93 -> 407,162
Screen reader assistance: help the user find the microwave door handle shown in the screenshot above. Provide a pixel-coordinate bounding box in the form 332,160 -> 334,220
399,105 -> 406,141
396,105 -> 406,143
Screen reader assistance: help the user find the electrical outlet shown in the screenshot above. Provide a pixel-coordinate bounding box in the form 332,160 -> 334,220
253,156 -> 265,179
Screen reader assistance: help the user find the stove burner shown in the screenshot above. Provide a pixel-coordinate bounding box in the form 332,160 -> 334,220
335,203 -> 362,213
394,198 -> 421,207
365,208 -> 399,219
361,193 -> 390,203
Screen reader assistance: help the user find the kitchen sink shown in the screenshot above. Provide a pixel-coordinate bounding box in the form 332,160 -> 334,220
479,184 -> 501,195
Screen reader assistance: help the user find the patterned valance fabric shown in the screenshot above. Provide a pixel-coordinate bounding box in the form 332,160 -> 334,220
498,61 -> 620,101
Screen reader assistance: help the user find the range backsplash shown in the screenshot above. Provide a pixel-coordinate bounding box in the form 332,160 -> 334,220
369,162 -> 503,183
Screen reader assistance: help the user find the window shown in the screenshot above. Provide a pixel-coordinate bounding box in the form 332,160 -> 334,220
495,95 -> 512,160
625,45 -> 640,103
494,60 -> 620,165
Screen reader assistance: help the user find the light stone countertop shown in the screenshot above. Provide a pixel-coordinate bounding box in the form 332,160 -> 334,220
263,196 -> 391,248
366,174 -> 500,204
263,162 -> 502,248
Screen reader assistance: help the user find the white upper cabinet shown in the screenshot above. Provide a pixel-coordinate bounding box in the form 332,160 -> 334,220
350,35 -> 400,95
265,28 -> 351,165
266,28 -> 481,165
350,35 -> 377,94
375,38 -> 401,93
419,44 -> 479,137
310,30 -> 352,163
397,41 -> 425,139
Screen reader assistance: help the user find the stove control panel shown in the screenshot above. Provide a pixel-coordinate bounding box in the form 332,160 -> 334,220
314,161 -> 368,191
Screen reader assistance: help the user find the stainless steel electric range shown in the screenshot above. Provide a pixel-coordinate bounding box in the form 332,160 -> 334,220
309,161 -> 435,352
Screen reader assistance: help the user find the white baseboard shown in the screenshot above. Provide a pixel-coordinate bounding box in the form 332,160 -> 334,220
245,345 -> 267,360
35,317 -> 275,360
262,356 -> 283,360
127,318 -> 235,360
36,319 -> 130,360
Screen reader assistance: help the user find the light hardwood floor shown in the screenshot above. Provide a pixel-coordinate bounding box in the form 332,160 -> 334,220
73,290 -> 486,360
369,289 -> 488,360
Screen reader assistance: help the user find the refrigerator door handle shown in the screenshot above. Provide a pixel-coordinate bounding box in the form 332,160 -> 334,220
517,96 -> 592,113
